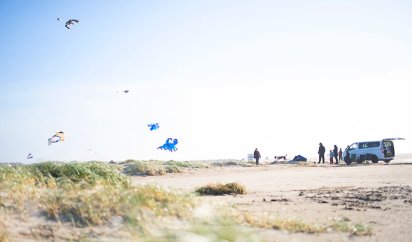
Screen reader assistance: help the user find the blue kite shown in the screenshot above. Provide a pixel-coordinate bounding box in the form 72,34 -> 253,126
158,138 -> 178,152
148,123 -> 160,131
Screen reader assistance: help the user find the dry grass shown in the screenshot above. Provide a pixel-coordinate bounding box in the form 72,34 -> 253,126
237,212 -> 372,236
195,182 -> 246,196
238,212 -> 326,234
331,220 -> 372,236
41,184 -> 195,227
122,160 -> 210,176
0,221 -> 9,242
0,161 -> 374,241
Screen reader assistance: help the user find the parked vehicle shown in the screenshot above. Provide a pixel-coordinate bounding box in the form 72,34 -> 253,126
343,138 -> 404,165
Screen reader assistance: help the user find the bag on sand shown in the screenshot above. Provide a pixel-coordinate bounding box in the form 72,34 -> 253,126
291,155 -> 307,162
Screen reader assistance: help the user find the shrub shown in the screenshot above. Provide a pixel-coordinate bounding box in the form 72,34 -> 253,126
123,161 -> 166,176
196,183 -> 246,196
41,184 -> 195,227
28,161 -> 128,186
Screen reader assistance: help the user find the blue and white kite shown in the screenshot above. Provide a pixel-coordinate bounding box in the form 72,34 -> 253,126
27,153 -> 33,159
158,138 -> 178,152
148,123 -> 160,131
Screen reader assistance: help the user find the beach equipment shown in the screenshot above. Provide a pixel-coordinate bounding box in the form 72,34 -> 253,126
148,123 -> 159,131
157,138 -> 178,152
48,131 -> 65,145
291,155 -> 307,162
65,19 -> 79,29
27,153 -> 33,159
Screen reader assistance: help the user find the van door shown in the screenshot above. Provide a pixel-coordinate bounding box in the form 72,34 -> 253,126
382,138 -> 405,158
382,140 -> 394,158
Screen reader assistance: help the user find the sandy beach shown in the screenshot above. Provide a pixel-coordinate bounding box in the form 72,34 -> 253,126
1,156 -> 411,242
132,155 -> 412,242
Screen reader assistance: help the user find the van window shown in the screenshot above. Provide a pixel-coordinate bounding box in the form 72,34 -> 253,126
383,141 -> 393,147
358,142 -> 380,149
349,143 -> 358,150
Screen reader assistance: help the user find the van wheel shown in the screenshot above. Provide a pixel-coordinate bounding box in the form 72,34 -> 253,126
371,156 -> 378,163
344,157 -> 352,165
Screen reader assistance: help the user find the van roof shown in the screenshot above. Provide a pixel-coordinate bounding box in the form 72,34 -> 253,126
352,138 -> 405,144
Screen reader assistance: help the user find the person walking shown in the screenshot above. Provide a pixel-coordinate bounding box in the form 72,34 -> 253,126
254,148 -> 261,165
333,145 -> 339,164
338,148 -> 343,161
329,150 -> 334,164
318,143 -> 326,164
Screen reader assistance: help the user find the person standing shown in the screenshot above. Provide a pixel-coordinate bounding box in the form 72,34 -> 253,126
338,148 -> 343,161
318,143 -> 325,164
254,148 -> 261,165
329,150 -> 334,164
333,145 -> 339,164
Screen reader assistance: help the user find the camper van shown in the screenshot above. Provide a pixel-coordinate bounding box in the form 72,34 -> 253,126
343,138 -> 404,164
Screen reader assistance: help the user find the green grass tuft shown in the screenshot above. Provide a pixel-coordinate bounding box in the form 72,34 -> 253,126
331,221 -> 372,236
196,182 -> 246,196
41,184 -> 195,227
28,161 -> 128,186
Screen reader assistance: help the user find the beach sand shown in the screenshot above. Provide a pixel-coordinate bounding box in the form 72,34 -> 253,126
132,155 -> 412,242
1,155 -> 411,241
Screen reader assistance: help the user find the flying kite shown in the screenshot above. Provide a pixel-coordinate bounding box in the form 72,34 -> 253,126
158,138 -> 178,152
48,131 -> 65,145
148,123 -> 159,131
27,153 -> 33,159
123,90 -> 129,93
57,18 -> 61,21
65,19 -> 79,29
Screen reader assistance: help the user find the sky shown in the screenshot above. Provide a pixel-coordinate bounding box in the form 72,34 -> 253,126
1,0 -> 411,163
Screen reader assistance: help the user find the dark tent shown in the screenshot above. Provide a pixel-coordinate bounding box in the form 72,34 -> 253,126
291,155 -> 307,162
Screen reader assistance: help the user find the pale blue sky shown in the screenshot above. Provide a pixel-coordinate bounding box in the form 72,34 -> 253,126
1,1 -> 411,162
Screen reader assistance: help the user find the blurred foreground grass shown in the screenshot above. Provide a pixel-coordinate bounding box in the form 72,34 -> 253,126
0,161 -> 371,241
0,161 -> 261,242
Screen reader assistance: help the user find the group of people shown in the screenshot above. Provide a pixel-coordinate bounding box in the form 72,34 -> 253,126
318,143 -> 343,164
252,143 -> 345,165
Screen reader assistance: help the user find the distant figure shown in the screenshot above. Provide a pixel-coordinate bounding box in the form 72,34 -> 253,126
318,143 -> 325,164
333,145 -> 339,164
338,148 -> 343,161
329,150 -> 334,164
254,148 -> 261,165
344,145 -> 351,164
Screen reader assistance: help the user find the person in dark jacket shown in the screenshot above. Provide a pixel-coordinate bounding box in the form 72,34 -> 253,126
254,148 -> 261,165
333,145 -> 339,164
318,143 -> 325,164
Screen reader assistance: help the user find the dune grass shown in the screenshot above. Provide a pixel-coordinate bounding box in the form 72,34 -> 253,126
331,220 -> 372,236
122,160 -> 209,176
211,160 -> 256,167
0,221 -> 9,242
236,212 -> 325,234
121,159 -> 259,177
0,161 -> 372,241
41,184 -> 195,227
236,212 -> 372,236
196,182 -> 246,196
